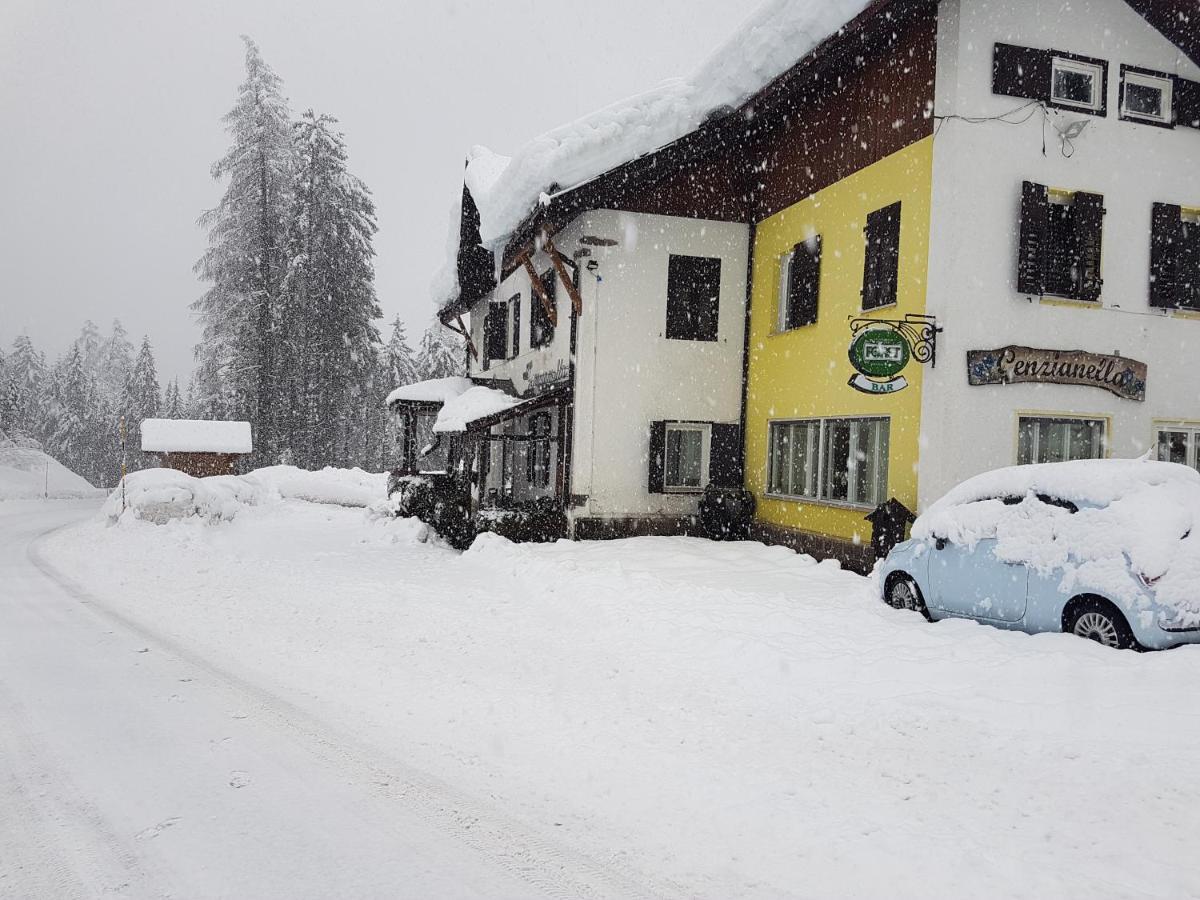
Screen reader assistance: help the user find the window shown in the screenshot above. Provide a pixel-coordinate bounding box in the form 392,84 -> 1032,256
778,237 -> 822,331
1150,203 -> 1200,310
509,293 -> 521,358
666,254 -> 721,341
526,412 -> 553,489
664,423 -> 709,491
1157,425 -> 1200,474
1121,67 -> 1173,125
484,300 -> 508,363
1052,57 -> 1104,111
531,271 -> 556,348
767,417 -> 889,508
993,44 -> 1108,117
1018,182 -> 1105,301
1017,416 -> 1106,465
862,203 -> 901,311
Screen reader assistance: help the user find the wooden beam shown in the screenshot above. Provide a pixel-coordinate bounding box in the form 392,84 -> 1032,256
543,233 -> 583,317
521,254 -> 558,327
448,314 -> 478,360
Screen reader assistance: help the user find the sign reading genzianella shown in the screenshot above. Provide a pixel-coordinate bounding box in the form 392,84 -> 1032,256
967,346 -> 1147,402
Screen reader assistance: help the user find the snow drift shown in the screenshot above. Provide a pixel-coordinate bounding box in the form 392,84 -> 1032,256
106,465 -> 387,524
0,431 -> 102,500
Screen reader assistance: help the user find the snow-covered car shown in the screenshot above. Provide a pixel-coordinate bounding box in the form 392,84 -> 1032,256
878,458 -> 1200,650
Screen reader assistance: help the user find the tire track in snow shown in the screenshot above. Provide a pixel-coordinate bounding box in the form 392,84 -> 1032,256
29,522 -> 683,900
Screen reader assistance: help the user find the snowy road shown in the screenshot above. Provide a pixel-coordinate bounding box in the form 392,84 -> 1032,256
0,501 -> 658,900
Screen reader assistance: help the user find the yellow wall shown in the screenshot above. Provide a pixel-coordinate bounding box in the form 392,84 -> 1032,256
745,137 -> 934,545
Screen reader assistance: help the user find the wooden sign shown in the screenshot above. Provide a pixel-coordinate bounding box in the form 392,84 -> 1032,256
967,346 -> 1147,401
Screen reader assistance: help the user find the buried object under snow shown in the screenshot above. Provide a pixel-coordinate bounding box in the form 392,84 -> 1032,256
877,457 -> 1200,650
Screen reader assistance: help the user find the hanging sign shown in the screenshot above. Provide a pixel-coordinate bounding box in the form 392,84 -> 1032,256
848,328 -> 912,394
966,346 -> 1147,402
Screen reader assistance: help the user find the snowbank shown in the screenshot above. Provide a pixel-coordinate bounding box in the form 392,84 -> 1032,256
106,465 -> 387,524
140,418 -> 253,454
914,458 -> 1200,625
435,0 -> 873,300
432,385 -> 521,433
0,434 -> 101,500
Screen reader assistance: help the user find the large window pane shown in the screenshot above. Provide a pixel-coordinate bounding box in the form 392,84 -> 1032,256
1018,417 -> 1105,465
851,419 -> 889,506
823,420 -> 852,502
666,425 -> 704,489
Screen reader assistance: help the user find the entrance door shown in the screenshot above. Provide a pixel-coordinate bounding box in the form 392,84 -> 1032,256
929,538 -> 1029,622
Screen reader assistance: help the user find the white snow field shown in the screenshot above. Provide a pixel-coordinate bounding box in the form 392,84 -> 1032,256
8,497 -> 1200,898
0,440 -> 102,500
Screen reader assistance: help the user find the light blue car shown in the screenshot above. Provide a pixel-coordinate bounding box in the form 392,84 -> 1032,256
877,459 -> 1200,651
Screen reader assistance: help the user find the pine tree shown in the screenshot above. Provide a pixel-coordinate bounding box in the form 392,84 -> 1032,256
74,320 -> 103,371
383,315 -> 419,389
163,378 -> 184,418
416,321 -> 465,381
280,110 -> 381,468
43,346 -> 101,485
193,35 -> 294,465
123,337 -> 161,469
5,334 -> 46,439
98,319 -> 134,404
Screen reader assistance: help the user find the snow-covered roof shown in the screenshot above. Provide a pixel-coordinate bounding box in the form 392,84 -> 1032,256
434,0 -> 874,304
432,386 -> 523,433
913,458 -> 1200,628
385,376 -> 474,407
140,419 -> 253,454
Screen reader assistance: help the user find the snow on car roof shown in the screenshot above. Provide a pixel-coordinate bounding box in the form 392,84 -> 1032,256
140,418 -> 253,454
385,376 -> 474,407
913,459 -> 1200,628
434,0 -> 875,303
432,385 -> 523,434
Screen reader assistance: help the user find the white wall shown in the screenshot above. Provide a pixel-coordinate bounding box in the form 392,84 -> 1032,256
570,209 -> 749,521
921,0 -> 1200,508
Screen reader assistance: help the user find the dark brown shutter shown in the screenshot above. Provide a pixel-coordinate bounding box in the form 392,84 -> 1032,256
511,295 -> 521,357
1018,181 -> 1049,294
787,237 -> 821,328
993,43 -> 1052,101
648,421 -> 666,493
1073,191 -> 1105,302
1174,76 -> 1200,129
1150,203 -> 1183,309
708,423 -> 743,488
862,203 -> 900,310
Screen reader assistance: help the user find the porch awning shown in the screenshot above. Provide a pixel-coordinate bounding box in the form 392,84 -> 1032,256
385,377 -> 473,409
456,384 -> 571,433
433,385 -> 524,433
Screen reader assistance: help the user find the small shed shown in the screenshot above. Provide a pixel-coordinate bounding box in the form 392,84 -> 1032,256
140,419 -> 253,477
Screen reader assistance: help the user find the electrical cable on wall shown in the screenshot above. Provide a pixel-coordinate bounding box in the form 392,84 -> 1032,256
934,99 -> 1089,158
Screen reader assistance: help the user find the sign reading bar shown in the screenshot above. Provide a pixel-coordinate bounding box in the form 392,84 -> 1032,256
967,346 -> 1147,402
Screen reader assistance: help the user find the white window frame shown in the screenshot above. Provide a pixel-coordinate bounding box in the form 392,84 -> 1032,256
1155,422 -> 1200,473
663,422 -> 711,493
1051,57 -> 1104,112
1121,69 -> 1173,125
1017,415 -> 1107,465
766,416 -> 889,509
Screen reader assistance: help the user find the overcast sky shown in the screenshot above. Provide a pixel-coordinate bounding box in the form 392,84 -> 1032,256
0,0 -> 744,385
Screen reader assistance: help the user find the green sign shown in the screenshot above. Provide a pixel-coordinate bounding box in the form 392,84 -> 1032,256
849,328 -> 910,378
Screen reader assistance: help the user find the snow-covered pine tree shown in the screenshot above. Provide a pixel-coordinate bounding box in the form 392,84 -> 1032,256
74,320 -> 103,372
193,36 -> 294,465
124,337 -> 161,468
383,315 -> 419,390
163,378 -> 184,419
98,319 -> 134,404
416,321 -> 465,381
281,111 -> 381,469
43,346 -> 102,485
5,334 -> 46,440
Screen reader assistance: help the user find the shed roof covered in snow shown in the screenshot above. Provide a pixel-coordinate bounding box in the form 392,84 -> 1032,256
140,419 -> 253,455
432,386 -> 523,433
385,377 -> 474,408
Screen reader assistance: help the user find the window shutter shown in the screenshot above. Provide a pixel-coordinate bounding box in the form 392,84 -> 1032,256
862,203 -> 900,310
708,423 -> 743,488
787,238 -> 821,328
511,295 -> 521,357
1017,181 -> 1049,294
1073,191 -> 1105,302
1150,202 -> 1183,309
1174,76 -> 1200,129
993,43 -> 1052,101
648,421 -> 667,493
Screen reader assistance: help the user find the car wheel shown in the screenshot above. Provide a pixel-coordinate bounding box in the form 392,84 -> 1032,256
886,575 -> 931,622
1065,598 -> 1137,650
